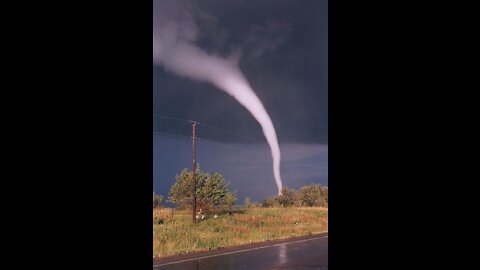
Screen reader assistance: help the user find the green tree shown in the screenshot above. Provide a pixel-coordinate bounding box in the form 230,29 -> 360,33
153,192 -> 164,208
223,191 -> 237,211
319,186 -> 328,207
293,190 -> 304,207
262,196 -> 280,207
168,167 -> 236,213
276,187 -> 296,207
298,184 -> 328,207
260,184 -> 328,208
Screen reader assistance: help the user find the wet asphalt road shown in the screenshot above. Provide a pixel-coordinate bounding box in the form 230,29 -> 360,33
153,235 -> 328,270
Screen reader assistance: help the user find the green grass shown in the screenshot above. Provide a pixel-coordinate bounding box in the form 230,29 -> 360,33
153,207 -> 328,258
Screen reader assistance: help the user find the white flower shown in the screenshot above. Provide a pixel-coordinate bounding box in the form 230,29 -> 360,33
214,215 -> 218,219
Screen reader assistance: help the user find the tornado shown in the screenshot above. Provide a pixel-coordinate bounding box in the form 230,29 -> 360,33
153,0 -> 283,194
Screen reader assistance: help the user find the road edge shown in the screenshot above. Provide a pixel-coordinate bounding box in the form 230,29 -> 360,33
153,231 -> 328,267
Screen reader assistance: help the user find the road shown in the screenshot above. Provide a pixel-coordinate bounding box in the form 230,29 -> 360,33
153,234 -> 328,270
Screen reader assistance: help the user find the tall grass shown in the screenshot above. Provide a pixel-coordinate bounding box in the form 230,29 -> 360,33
153,207 -> 328,258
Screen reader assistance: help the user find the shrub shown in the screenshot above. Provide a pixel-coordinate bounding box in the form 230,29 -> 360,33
261,184 -> 328,208
153,192 -> 164,208
168,167 -> 236,213
298,184 -> 328,207
262,196 -> 280,207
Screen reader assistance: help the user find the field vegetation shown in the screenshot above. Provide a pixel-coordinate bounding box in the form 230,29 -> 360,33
153,167 -> 328,258
153,207 -> 328,258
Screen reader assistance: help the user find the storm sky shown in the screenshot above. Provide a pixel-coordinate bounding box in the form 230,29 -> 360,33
153,0 -> 328,203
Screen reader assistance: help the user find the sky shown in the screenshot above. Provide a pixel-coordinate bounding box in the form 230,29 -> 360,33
153,0 -> 328,203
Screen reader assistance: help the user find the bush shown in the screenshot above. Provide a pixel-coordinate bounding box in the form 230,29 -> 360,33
153,192 -> 164,208
262,196 -> 280,207
168,167 -> 236,213
223,191 -> 236,211
245,197 -> 261,208
276,187 -> 296,207
298,184 -> 328,207
261,184 -> 328,208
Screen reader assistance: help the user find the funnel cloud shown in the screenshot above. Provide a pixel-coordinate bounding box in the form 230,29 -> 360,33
153,0 -> 283,194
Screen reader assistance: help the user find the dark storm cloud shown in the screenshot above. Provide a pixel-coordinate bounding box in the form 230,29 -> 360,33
243,20 -> 293,62
154,0 -> 327,144
154,0 -> 287,193
153,0 -> 328,198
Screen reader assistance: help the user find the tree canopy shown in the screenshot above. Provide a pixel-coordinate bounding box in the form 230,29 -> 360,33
168,167 -> 236,213
262,184 -> 328,208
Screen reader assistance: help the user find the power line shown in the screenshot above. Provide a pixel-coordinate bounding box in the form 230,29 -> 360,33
198,122 -> 261,143
153,131 -> 267,158
196,137 -> 267,158
154,114 -> 262,143
153,131 -> 191,140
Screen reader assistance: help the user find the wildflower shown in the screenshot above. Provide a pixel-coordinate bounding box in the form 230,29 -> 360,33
214,215 -> 218,219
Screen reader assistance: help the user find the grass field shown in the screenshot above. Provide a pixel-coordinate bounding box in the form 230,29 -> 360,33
153,207 -> 328,258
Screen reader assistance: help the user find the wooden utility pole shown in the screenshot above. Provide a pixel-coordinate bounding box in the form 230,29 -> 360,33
192,121 -> 197,223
